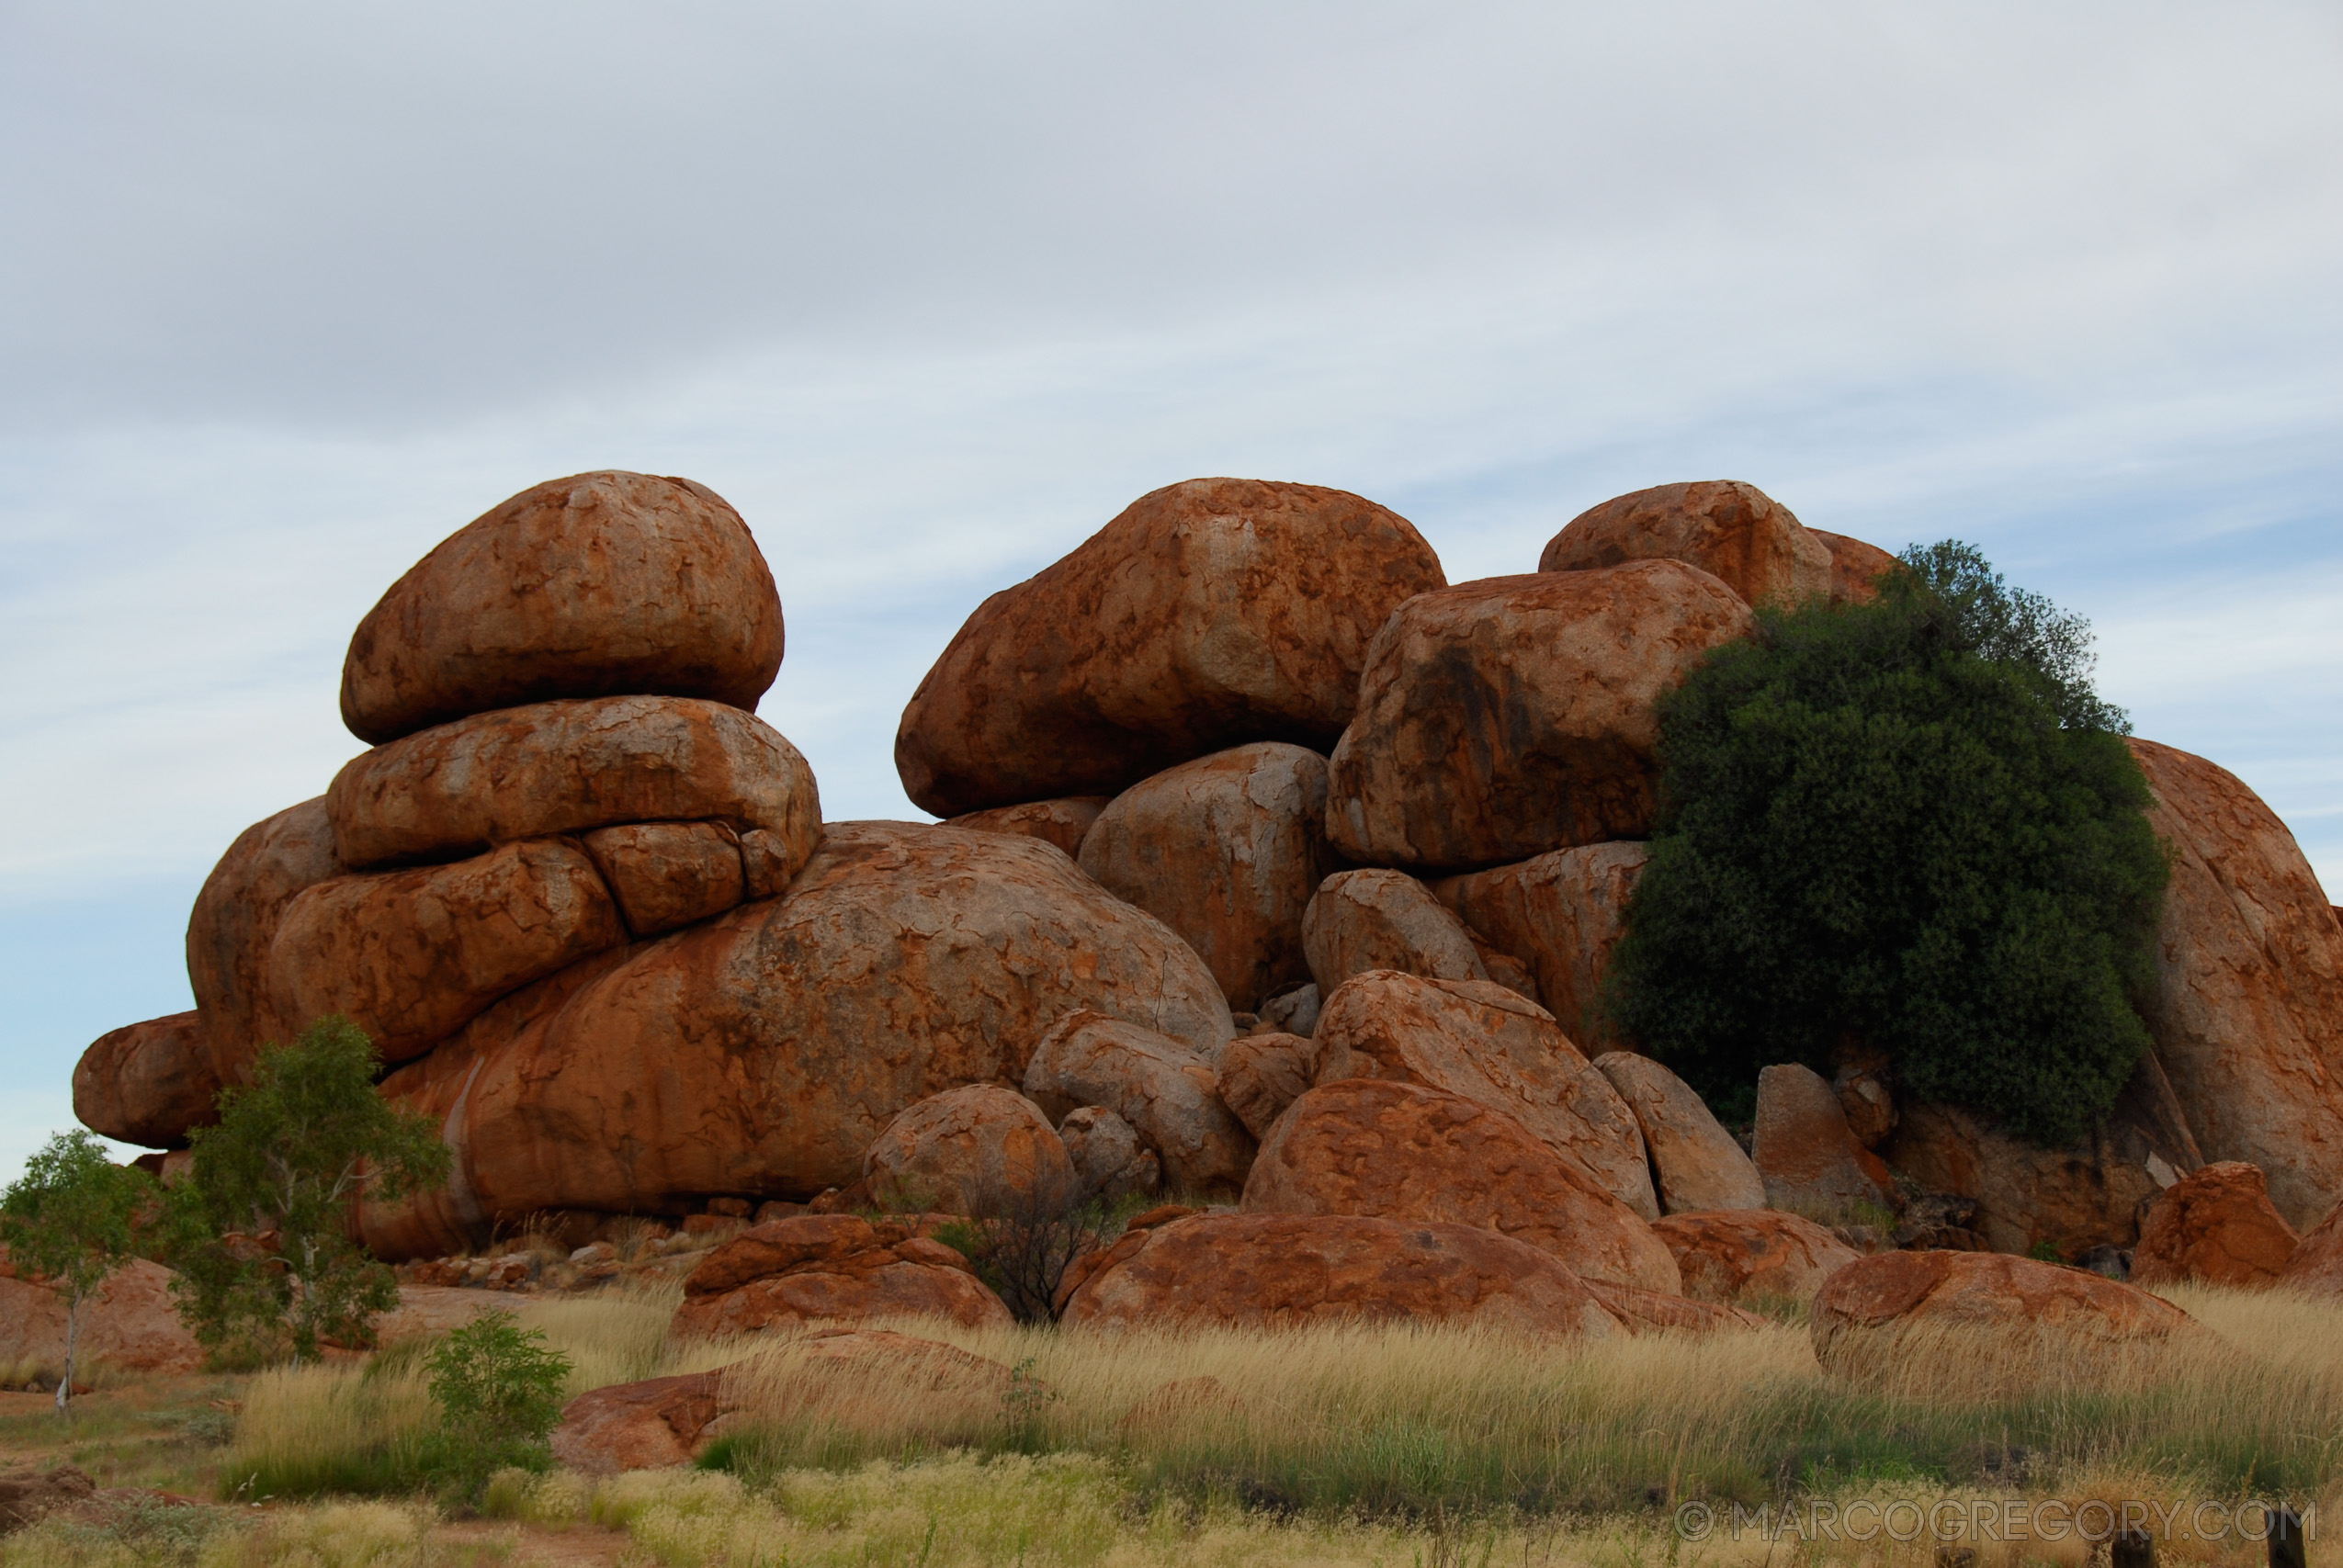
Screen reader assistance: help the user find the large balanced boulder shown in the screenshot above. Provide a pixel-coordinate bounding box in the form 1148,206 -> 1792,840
326,694 -> 821,873
861,1085 -> 1074,1215
1810,1250 -> 2201,1394
2131,1161 -> 2299,1290
361,824 -> 1234,1258
1651,1211 -> 1860,1308
2129,739 -> 2343,1228
1537,480 -> 1833,609
340,471 -> 784,744
1241,1079 -> 1679,1292
1022,1011 -> 1254,1196
1751,1064 -> 1892,1216
670,1215 -> 1012,1336
0,1259 -> 206,1376
1594,1052 -> 1766,1213
945,797 -> 1108,859
1432,843 -> 1648,1048
1315,972 -> 1657,1217
1327,564 -> 1753,872
897,478 -> 1445,817
1301,870 -> 1487,997
1059,1211 -> 1622,1337
73,1012 -> 220,1149
185,797 -> 349,1087
265,840 -> 628,1064
1076,742 -> 1335,1010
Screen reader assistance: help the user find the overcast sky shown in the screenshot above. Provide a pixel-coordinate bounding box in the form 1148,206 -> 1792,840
4,2 -> 2337,1183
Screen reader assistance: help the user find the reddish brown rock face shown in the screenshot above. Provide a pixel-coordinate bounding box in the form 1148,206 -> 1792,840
1538,481 -> 1832,609
1059,1211 -> 1623,1337
670,1215 -> 1012,1337
1302,870 -> 1487,998
2131,1161 -> 2299,1290
2129,739 -> 2343,1229
73,1012 -> 220,1149
361,824 -> 1231,1258
1651,1211 -> 1859,1307
1315,972 -> 1657,1219
1810,1250 -> 2200,1390
326,695 -> 821,874
0,1260 -> 206,1376
945,797 -> 1109,859
186,797 -> 349,1087
862,1085 -> 1074,1215
340,471 -> 784,745
1808,530 -> 1900,605
1241,1078 -> 1679,1292
1058,1106 -> 1160,1204
1432,842 -> 1648,1048
1077,743 -> 1336,1010
1580,1279 -> 1766,1335
1022,1010 -> 1255,1196
2282,1200 -> 2343,1296
1217,1032 -> 1326,1141
1593,1052 -> 1766,1214
580,821 -> 747,937
896,478 -> 1445,818
266,839 -> 628,1064
1328,565 -> 1754,872
551,1370 -> 730,1474
1751,1064 -> 1892,1216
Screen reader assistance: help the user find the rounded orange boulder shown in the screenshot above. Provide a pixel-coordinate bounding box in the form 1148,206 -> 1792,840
1537,480 -> 1833,609
185,796 -> 349,1088
1650,1210 -> 1859,1307
2131,1161 -> 2299,1290
73,1011 -> 221,1149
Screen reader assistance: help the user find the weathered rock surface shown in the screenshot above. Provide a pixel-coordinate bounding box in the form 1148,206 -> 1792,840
0,1260 -> 205,1376
186,796 -> 349,1087
945,797 -> 1108,859
341,471 -> 784,745
2130,739 -> 2343,1229
327,695 -> 821,874
0,1465 -> 96,1533
1432,842 -> 1648,1048
2131,1161 -> 2299,1290
581,821 -> 747,937
1060,1211 -> 1623,1337
1651,1210 -> 1860,1307
1329,564 -> 1753,872
266,839 -> 628,1063
1241,1079 -> 1679,1292
1751,1064 -> 1892,1215
1538,480 -> 1833,609
1217,1032 -> 1329,1141
1809,529 -> 1900,605
1810,1250 -> 2201,1390
1581,1279 -> 1766,1335
1023,1011 -> 1254,1196
2281,1200 -> 2343,1296
1832,1059 -> 1897,1148
362,824 -> 1233,1258
1301,869 -> 1487,997
551,1370 -> 730,1474
1058,1106 -> 1160,1203
1258,982 -> 1321,1038
898,478 -> 1445,817
1077,742 -> 1335,1010
861,1085 -> 1074,1215
1315,972 -> 1658,1218
670,1215 -> 1012,1336
1594,1052 -> 1766,1213
73,1012 -> 220,1149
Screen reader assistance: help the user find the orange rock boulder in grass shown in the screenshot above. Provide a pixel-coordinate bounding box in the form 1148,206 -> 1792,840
896,478 -> 1445,817
0,1258 -> 207,1376
71,1012 -> 220,1149
669,1215 -> 1013,1337
2131,1161 -> 2299,1290
1241,1078 -> 1680,1293
1538,480 -> 1835,609
1652,1211 -> 1860,1308
340,471 -> 785,745
1432,842 -> 1648,1050
1326,564 -> 1754,872
1076,742 -> 1336,1011
1059,1212 -> 1624,1337
2129,739 -> 2343,1229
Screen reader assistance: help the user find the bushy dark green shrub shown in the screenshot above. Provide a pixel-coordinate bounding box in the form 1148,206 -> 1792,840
1605,542 -> 2168,1144
422,1309 -> 572,1497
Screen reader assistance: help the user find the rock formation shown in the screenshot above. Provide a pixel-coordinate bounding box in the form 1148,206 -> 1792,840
0,1259 -> 206,1377
1594,1052 -> 1766,1213
945,797 -> 1107,858
1651,1211 -> 1860,1307
1058,1107 -> 1160,1203
72,1012 -> 220,1149
1539,480 -> 1834,609
1021,1010 -> 1254,1196
861,1085 -> 1073,1215
2130,1161 -> 2299,1289
1301,869 -> 1489,997
1809,530 -> 1900,605
1432,842 -> 1648,1048
669,1215 -> 1013,1337
1751,1064 -> 1893,1215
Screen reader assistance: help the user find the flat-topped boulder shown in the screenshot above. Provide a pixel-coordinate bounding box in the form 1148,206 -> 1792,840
1537,480 -> 1833,609
896,478 -> 1444,817
341,471 -> 784,744
1327,564 -> 1753,871
73,1012 -> 219,1149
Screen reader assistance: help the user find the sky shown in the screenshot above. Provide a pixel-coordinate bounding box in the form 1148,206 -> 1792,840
3,3 -> 2337,1184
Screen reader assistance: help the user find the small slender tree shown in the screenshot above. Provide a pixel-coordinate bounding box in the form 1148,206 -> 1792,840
0,1130 -> 154,1412
168,1016 -> 449,1364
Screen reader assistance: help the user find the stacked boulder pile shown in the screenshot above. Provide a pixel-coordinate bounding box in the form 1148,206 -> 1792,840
69,470 -> 2343,1344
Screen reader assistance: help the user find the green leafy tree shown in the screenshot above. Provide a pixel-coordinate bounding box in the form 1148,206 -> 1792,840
168,1017 -> 450,1364
1605,541 -> 2169,1144
423,1310 -> 572,1497
0,1130 -> 153,1412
